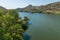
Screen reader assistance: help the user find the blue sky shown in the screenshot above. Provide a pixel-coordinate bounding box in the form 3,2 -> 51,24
0,0 -> 60,9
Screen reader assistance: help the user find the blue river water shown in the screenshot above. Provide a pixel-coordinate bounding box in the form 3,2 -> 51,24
19,12 -> 60,40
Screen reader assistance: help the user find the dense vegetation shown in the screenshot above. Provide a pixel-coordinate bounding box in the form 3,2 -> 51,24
0,9 -> 28,40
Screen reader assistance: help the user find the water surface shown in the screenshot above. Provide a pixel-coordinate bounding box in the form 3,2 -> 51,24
19,12 -> 60,40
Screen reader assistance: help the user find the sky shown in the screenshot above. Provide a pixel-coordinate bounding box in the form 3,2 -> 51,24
0,0 -> 60,9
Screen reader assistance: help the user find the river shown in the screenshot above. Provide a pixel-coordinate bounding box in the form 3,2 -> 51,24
19,12 -> 60,40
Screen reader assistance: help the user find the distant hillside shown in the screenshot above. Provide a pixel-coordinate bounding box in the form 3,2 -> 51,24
16,1 -> 60,14
38,1 -> 60,14
16,5 -> 40,13
16,8 -> 23,12
0,6 -> 7,13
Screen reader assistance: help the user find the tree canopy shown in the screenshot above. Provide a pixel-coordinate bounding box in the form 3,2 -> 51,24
0,9 -> 28,40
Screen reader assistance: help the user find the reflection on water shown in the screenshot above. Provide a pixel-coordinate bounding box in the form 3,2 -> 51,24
19,12 -> 60,40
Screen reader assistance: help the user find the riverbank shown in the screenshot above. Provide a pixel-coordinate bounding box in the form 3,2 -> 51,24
18,11 -> 60,15
44,11 -> 60,15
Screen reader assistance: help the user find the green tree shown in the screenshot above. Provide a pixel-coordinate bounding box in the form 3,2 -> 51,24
0,9 -> 28,40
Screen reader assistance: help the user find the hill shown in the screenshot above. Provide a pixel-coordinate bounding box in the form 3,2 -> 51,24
0,6 -> 7,13
16,1 -> 60,14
